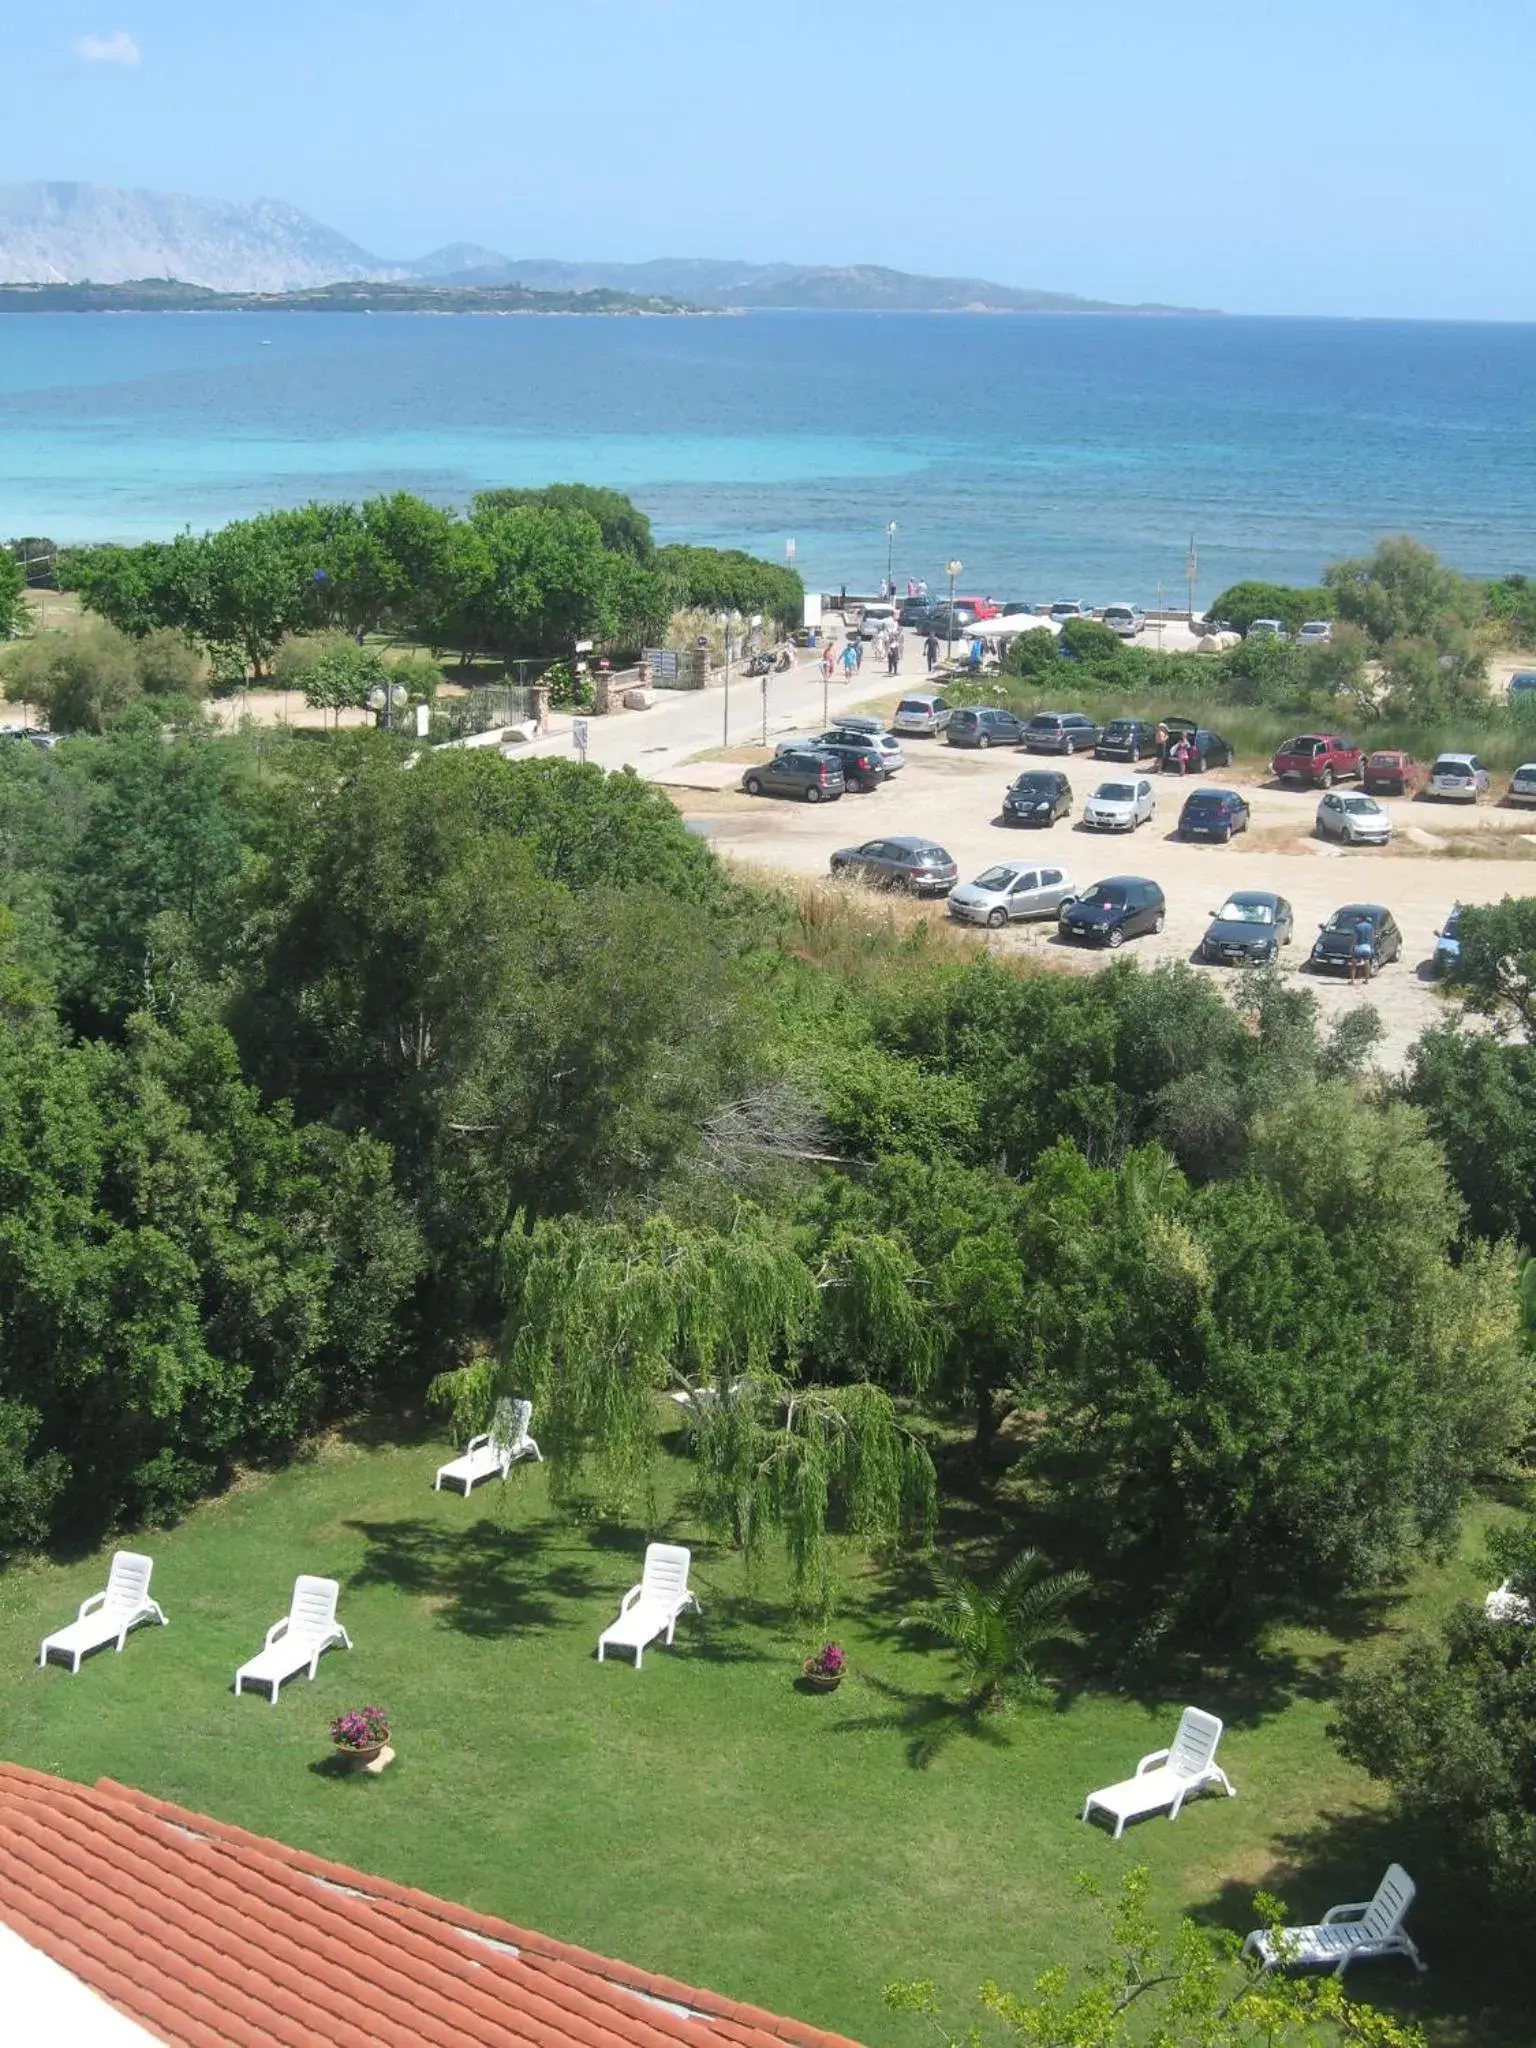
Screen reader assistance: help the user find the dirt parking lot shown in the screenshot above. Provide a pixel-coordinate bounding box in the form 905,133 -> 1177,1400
667,728 -> 1536,1070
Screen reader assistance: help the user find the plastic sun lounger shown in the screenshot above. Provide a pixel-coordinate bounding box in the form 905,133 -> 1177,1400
434,1399 -> 541,1493
1081,1706 -> 1234,1838
234,1575 -> 351,1704
597,1543 -> 700,1669
38,1552 -> 167,1673
1243,1864 -> 1426,1979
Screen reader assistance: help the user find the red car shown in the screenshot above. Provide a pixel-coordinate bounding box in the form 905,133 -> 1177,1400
1270,733 -> 1364,788
1362,749 -> 1421,796
954,595 -> 1000,621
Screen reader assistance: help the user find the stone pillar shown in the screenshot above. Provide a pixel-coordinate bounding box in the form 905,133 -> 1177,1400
688,636 -> 711,691
594,668 -> 616,714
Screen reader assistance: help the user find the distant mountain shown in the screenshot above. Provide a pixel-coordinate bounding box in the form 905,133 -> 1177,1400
0,181 -> 1203,312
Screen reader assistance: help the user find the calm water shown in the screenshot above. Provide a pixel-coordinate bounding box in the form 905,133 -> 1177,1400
1,311 -> 1533,604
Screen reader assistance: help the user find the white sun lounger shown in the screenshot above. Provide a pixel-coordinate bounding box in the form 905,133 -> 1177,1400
38,1552 -> 167,1673
597,1543 -> 700,1668
1243,1864 -> 1426,1979
1483,1578 -> 1534,1624
1082,1706 -> 1234,1837
434,1398 -> 541,1493
234,1575 -> 351,1704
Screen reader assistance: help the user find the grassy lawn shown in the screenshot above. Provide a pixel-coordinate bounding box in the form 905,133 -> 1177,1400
0,1417 -> 1523,2046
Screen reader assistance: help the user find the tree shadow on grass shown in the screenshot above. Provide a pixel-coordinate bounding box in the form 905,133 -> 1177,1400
344,1515 -> 599,1640
832,1670 -> 1017,1770
1191,1803 -> 1535,2048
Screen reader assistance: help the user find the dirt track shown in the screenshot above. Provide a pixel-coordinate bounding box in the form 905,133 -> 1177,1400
667,735 -> 1536,1070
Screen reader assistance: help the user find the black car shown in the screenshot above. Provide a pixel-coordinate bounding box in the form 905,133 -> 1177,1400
1058,875 -> 1166,948
1178,787 -> 1251,841
1200,891 -> 1293,965
741,748 -> 846,803
829,836 -> 958,896
945,706 -> 1026,749
810,737 -> 888,792
1159,716 -> 1235,773
1023,711 -> 1101,754
1096,718 -> 1159,762
1309,903 -> 1404,976
1003,769 -> 1073,826
898,597 -> 936,628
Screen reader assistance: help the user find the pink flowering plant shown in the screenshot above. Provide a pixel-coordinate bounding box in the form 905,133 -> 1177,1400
330,1704 -> 389,1751
804,1643 -> 846,1680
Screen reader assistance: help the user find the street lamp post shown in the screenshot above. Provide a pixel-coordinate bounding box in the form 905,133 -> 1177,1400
885,522 -> 898,598
946,559 -> 963,659
1185,535 -> 1198,627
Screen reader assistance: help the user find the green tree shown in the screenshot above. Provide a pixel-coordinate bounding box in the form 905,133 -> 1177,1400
294,638 -> 389,729
1202,581 -> 1332,635
1059,617 -> 1126,665
654,543 -> 804,631
911,1548 -> 1088,1711
1406,1023 -> 1536,1246
886,1865 -> 1423,2048
134,627 -> 206,701
1,621 -> 142,732
430,1207 -> 936,1612
1332,1518 -> 1536,1916
1004,628 -> 1064,680
474,484 -> 655,561
1324,537 -> 1481,650
1441,895 -> 1536,1035
0,549 -> 23,639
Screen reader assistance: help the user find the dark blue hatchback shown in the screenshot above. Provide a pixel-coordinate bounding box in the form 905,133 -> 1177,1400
1178,787 -> 1251,841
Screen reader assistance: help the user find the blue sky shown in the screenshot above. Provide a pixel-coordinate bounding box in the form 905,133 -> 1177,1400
8,0 -> 1535,318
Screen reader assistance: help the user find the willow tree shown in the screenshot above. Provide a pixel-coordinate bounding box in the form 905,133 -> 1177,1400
430,1207 -> 936,1613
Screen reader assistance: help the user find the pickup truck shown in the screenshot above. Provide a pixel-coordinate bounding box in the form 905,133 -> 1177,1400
1270,733 -> 1364,788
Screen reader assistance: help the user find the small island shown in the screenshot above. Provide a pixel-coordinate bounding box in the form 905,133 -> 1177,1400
0,277 -> 692,315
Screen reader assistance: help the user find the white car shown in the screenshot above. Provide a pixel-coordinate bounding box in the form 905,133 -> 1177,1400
1507,762 -> 1536,804
891,692 -> 950,736
1082,777 -> 1155,832
948,861 -> 1077,928
1316,791 -> 1392,845
1426,752 -> 1489,801
1102,604 -> 1145,638
1247,618 -> 1289,641
1296,620 -> 1333,646
858,604 -> 896,641
1049,600 -> 1092,622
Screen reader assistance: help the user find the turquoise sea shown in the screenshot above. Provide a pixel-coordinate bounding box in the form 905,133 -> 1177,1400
1,311 -> 1533,604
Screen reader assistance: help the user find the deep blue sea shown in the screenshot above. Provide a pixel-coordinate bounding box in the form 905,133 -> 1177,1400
1,311 -> 1533,605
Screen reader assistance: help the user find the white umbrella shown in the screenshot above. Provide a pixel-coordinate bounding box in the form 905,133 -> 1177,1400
986,612 -> 1061,638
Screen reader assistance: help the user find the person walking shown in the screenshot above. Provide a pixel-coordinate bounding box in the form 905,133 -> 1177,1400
1348,912 -> 1376,986
886,634 -> 900,677
821,640 -> 836,686
840,638 -> 858,681
924,629 -> 940,673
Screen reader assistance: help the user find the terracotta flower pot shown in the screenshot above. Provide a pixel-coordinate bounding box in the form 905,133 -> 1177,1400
801,1661 -> 843,1693
335,1741 -> 385,1766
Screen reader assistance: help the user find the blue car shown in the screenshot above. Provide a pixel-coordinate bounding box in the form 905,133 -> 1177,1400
1434,906 -> 1463,977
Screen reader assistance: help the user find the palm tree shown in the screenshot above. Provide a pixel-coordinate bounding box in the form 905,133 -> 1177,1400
914,1548 -> 1089,1713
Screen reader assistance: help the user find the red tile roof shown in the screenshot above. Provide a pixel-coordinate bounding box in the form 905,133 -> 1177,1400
0,1765 -> 864,2048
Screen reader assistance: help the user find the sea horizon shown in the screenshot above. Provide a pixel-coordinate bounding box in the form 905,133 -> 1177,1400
3,308 -> 1533,600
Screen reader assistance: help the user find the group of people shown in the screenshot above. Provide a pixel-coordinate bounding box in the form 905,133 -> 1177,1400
822,620 -> 908,684
1155,721 -> 1197,774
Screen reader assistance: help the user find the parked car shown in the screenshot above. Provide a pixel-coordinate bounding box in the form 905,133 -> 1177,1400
1507,762 -> 1536,805
1002,769 -> 1073,826
1049,600 -> 1092,622
829,836 -> 958,895
1082,777 -> 1156,832
1159,717 -> 1234,772
1310,903 -> 1403,975
1426,752 -> 1490,801
1102,604 -> 1146,638
897,597 -> 933,628
1363,749 -> 1420,796
1178,787 -> 1251,841
1247,617 -> 1289,641
1433,906 -> 1463,977
946,706 -> 1026,749
1023,711 -> 1101,754
954,595 -> 1000,621
891,692 -> 951,737
816,726 -> 905,773
1200,891 -> 1294,966
807,737 -> 890,792
1096,717 -> 1159,761
742,749 -> 846,803
1271,733 -> 1364,787
1058,876 -> 1166,949
1296,620 -> 1334,646
1507,670 -> 1536,705
1316,791 -> 1393,845
948,861 -> 1077,928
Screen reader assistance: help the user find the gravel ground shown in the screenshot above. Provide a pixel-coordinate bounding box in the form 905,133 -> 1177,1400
666,734 -> 1536,1071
